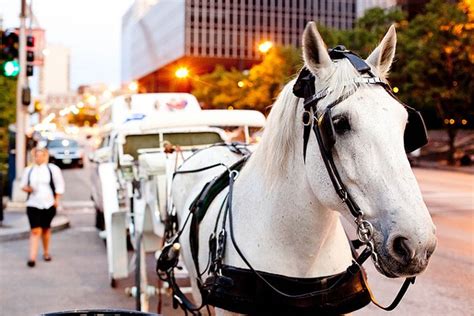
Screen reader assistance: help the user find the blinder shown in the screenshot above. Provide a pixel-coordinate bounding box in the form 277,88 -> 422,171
317,105 -> 428,154
318,108 -> 336,155
317,104 -> 429,155
404,106 -> 429,153
295,46 -> 429,156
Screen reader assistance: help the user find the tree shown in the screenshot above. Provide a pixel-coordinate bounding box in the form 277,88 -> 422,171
391,0 -> 474,164
236,46 -> 302,112
191,65 -> 246,109
318,7 -> 405,56
0,76 -> 16,174
192,46 -> 301,112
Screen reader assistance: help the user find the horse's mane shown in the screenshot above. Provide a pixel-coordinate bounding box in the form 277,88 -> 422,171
247,59 -> 369,184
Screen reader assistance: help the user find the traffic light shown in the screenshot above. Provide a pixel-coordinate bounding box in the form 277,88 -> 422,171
0,30 -> 34,77
26,34 -> 34,76
0,30 -> 4,60
2,29 -> 19,60
22,86 -> 31,106
2,60 -> 20,77
1,29 -> 19,77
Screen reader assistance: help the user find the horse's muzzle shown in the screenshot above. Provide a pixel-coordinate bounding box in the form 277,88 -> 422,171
375,234 -> 437,278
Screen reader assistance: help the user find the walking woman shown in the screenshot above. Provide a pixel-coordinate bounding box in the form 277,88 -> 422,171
20,147 -> 65,267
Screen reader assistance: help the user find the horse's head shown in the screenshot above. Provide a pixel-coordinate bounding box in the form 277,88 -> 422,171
301,22 -> 437,278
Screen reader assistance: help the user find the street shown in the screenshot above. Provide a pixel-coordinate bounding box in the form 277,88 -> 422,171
0,166 -> 473,315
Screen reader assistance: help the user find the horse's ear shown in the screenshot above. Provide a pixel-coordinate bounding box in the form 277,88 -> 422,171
302,22 -> 333,77
366,25 -> 397,78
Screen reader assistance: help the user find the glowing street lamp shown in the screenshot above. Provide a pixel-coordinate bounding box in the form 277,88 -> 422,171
258,41 -> 273,54
128,81 -> 139,92
175,67 -> 190,79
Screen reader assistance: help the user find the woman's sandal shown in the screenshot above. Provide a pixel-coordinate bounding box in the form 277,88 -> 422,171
27,260 -> 35,267
43,255 -> 52,262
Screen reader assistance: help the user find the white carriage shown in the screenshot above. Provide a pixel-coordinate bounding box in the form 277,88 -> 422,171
90,105 -> 265,311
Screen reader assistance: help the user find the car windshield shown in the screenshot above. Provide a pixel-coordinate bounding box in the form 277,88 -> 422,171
48,139 -> 79,148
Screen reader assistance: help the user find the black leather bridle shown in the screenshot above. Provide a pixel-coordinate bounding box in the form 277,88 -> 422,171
292,45 -> 429,309
293,45 -> 428,254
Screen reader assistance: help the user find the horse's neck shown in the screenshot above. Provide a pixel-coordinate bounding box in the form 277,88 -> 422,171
230,159 -> 353,278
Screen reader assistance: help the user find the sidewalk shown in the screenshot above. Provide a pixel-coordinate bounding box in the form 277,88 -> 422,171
0,201 -> 71,242
414,160 -> 474,174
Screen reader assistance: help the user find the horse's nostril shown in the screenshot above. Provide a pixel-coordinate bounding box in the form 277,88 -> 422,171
392,236 -> 415,263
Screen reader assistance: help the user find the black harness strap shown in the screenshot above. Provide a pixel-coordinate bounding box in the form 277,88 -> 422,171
203,165 -> 372,315
157,147 -> 250,315
370,277 -> 416,311
189,156 -> 249,283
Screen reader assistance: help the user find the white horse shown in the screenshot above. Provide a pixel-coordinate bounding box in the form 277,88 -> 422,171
170,23 -> 437,315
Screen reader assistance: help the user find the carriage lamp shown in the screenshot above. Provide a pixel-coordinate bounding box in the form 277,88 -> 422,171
392,86 -> 399,93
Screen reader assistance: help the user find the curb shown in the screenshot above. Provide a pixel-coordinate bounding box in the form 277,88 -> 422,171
0,215 -> 70,242
5,200 -> 95,212
414,163 -> 474,175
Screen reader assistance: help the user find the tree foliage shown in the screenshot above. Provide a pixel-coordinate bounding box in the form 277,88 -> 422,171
192,46 -> 301,112
0,76 -> 16,172
194,2 -> 472,163
390,0 -> 474,163
192,65 -> 246,109
319,7 -> 405,57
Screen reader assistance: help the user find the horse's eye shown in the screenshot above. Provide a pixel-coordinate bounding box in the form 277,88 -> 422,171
333,116 -> 351,134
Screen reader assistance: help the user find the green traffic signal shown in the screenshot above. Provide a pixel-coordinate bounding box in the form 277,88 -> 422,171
3,60 -> 20,77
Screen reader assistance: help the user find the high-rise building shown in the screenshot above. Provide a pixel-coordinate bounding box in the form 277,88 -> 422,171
39,44 -> 71,95
121,0 -> 396,92
356,0 -> 397,17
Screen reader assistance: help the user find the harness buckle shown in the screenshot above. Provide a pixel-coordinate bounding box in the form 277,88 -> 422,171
212,229 -> 227,274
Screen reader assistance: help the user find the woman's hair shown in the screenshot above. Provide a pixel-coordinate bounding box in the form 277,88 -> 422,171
31,147 -> 49,162
32,147 -> 48,155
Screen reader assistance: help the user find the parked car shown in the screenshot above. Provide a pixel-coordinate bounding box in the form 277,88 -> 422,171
47,138 -> 84,168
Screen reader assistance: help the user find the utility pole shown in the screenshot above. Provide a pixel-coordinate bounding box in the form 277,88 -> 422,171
12,0 -> 28,201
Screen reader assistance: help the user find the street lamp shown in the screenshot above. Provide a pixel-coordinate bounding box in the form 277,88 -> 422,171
128,81 -> 139,92
175,67 -> 190,79
258,41 -> 273,54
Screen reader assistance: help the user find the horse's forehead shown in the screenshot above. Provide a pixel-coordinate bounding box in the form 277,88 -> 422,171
337,87 -> 407,125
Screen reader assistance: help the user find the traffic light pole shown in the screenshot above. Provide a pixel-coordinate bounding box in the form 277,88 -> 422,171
12,0 -> 28,202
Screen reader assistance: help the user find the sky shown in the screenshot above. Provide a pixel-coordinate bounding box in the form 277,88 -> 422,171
0,0 -> 134,91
